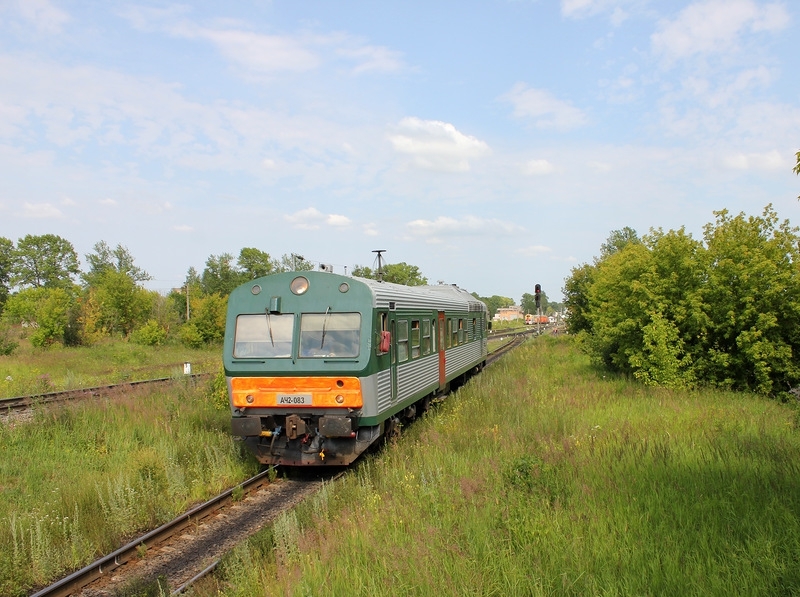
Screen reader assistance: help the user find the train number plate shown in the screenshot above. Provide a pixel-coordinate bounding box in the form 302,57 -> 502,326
276,393 -> 312,406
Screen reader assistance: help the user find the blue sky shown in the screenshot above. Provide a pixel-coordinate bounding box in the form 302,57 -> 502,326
1,0 -> 798,303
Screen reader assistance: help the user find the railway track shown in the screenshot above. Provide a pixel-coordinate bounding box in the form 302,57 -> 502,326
30,468 -> 344,597
23,331 -> 540,595
0,374 -> 212,417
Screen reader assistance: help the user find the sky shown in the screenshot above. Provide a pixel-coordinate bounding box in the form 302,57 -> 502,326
1,0 -> 798,303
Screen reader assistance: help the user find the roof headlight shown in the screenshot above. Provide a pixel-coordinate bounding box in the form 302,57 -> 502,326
290,276 -> 309,295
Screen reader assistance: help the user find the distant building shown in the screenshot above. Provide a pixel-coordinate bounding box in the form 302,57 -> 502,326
493,306 -> 523,321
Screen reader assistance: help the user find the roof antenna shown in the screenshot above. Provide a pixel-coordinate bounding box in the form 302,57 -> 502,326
372,249 -> 386,282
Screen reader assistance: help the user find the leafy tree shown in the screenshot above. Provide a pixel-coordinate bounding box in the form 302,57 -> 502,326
563,205 -> 800,397
0,237 -> 13,311
276,253 -> 314,272
201,253 -> 245,296
4,287 -> 80,347
88,269 -> 155,337
600,226 -> 640,258
695,206 -> 800,395
352,262 -> 428,286
521,292 -> 536,315
83,241 -> 151,286
181,293 -> 227,346
562,263 -> 596,335
12,234 -> 80,289
237,248 -> 277,279
794,149 -> 799,199
473,294 -> 514,319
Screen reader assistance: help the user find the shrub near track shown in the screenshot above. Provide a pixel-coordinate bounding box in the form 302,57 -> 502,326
0,377 -> 259,597
205,336 -> 800,597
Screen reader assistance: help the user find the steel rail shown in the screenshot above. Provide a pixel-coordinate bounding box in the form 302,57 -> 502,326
29,468 -> 275,597
1,373 -> 212,414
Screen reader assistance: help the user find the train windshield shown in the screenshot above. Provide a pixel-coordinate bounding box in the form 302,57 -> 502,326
233,313 -> 294,358
299,312 -> 361,358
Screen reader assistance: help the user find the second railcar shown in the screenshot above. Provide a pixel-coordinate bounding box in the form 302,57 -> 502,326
223,271 -> 488,466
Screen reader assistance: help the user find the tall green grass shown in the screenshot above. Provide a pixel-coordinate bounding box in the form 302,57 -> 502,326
0,377 -> 259,597
205,336 -> 800,596
0,339 -> 220,398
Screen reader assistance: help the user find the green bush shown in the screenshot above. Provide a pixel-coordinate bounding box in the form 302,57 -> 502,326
130,320 -> 168,346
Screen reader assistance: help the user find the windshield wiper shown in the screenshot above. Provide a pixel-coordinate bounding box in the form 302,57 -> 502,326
320,307 -> 331,349
266,311 -> 275,347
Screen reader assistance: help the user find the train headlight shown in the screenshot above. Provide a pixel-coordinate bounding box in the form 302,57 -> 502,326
290,276 -> 309,295
335,395 -> 345,404
246,394 -> 255,404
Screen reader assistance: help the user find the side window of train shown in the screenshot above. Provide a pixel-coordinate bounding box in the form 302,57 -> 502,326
458,319 -> 465,344
397,319 -> 409,362
471,318 -> 477,341
446,318 -> 452,348
411,320 -> 421,359
450,318 -> 458,347
422,319 -> 431,355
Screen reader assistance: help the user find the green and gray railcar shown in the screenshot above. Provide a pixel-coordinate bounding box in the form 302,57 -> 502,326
224,271 -> 488,466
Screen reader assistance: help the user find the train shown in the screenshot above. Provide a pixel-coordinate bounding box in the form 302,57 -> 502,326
223,270 -> 490,466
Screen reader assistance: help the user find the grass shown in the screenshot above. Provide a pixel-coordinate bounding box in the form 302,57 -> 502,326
0,335 -> 220,398
0,375 -> 260,597
199,336 -> 800,597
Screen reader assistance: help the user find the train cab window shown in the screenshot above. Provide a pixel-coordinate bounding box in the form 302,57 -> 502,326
411,320 -> 421,359
299,312 -> 361,358
234,313 -> 294,358
422,319 -> 431,355
397,320 -> 409,362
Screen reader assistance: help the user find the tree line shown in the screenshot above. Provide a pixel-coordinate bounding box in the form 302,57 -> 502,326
563,204 -> 800,399
0,236 -> 454,353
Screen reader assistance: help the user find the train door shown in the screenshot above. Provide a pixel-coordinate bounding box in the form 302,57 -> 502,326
437,311 -> 446,391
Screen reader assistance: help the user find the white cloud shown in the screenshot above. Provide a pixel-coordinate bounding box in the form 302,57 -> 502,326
173,224 -> 193,232
406,216 -> 524,242
501,83 -> 587,130
522,159 -> 555,176
285,207 -> 351,230
20,201 -> 63,218
8,0 -> 70,34
561,0 -> 634,23
514,245 -> 553,258
99,198 -> 117,206
326,213 -> 351,227
651,0 -> 790,63
388,117 -> 490,172
721,149 -> 786,170
185,27 -> 320,74
338,45 -> 406,75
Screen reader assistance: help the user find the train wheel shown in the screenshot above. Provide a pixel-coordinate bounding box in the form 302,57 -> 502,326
384,416 -> 402,444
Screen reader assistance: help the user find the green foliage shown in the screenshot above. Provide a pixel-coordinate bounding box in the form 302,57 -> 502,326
184,293 -> 227,346
352,262 -> 428,286
237,247 -> 277,279
0,322 -> 18,356
88,270 -> 155,337
130,320 -> 168,346
472,293 -> 514,319
201,253 -> 245,296
208,370 -> 230,410
82,241 -> 151,287
4,287 -> 80,347
11,234 -> 80,289
564,205 -> 800,397
0,236 -> 12,312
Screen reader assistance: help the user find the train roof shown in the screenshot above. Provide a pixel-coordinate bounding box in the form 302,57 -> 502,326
352,276 -> 487,313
